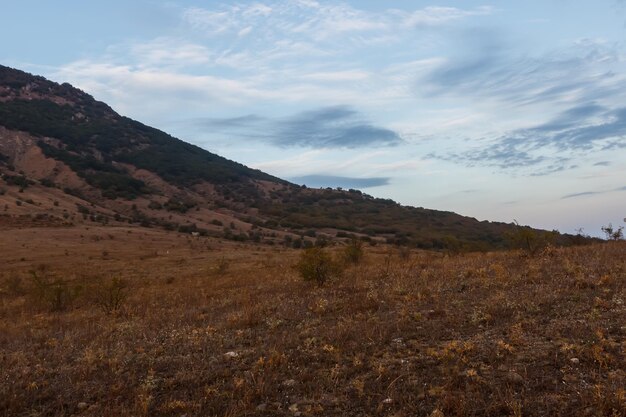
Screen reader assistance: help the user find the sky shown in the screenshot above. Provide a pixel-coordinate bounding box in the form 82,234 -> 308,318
2,0 -> 626,236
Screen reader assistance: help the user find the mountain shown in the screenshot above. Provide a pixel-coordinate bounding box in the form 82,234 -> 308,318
0,65 -> 584,250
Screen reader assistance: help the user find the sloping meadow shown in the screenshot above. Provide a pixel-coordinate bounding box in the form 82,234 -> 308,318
0,230 -> 624,416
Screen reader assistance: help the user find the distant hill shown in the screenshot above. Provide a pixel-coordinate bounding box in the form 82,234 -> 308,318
0,65 -> 590,250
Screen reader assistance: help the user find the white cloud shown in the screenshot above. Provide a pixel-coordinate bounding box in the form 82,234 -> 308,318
300,70 -> 370,81
402,6 -> 493,28
181,8 -> 237,35
126,37 -> 213,67
181,1 -> 493,42
253,149 -> 327,175
238,26 -> 253,37
52,61 -> 269,120
44,1 -> 496,123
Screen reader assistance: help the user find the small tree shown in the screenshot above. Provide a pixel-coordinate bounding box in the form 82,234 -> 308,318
601,223 -> 624,241
296,247 -> 341,286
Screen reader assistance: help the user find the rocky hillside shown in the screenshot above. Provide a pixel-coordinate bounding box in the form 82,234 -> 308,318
0,65 -> 586,250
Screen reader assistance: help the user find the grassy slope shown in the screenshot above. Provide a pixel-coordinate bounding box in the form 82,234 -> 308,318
0,227 -> 624,416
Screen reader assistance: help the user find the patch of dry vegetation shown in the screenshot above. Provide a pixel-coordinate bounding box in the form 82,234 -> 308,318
0,227 -> 624,416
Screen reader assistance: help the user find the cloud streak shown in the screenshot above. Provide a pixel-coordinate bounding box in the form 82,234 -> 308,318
561,185 -> 626,199
422,35 -> 624,108
273,106 -> 402,148
562,191 -> 600,199
194,106 -> 403,149
289,175 -> 390,189
182,2 -> 493,42
433,102 -> 626,174
494,104 -> 626,158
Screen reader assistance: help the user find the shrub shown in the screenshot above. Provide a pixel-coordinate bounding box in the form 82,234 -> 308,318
508,221 -> 557,256
165,199 -> 195,213
4,174 -> 32,188
601,223 -> 624,241
215,257 -> 229,274
94,277 -> 128,314
30,270 -> 81,312
296,247 -> 342,286
5,275 -> 24,295
343,238 -> 364,264
148,201 -> 163,210
39,178 -> 56,188
76,204 -> 90,215
315,235 -> 329,247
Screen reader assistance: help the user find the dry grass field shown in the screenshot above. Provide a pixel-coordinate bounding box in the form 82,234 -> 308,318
0,225 -> 624,417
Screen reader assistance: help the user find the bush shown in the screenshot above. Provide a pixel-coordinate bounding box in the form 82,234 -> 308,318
3,174 -> 32,189
148,201 -> 163,210
601,223 -> 624,241
76,204 -> 90,215
215,257 -> 229,274
343,238 -> 364,264
508,221 -> 557,256
39,178 -> 56,188
30,270 -> 81,312
296,247 -> 342,286
94,277 -> 128,314
5,275 -> 24,295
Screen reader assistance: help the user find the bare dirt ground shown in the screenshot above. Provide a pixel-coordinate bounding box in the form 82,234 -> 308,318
0,225 -> 624,416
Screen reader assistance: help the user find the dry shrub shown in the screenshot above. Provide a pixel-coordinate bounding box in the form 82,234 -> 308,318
295,247 -> 343,286
30,269 -> 81,312
94,277 -> 128,314
4,274 -> 25,296
343,238 -> 364,265
215,256 -> 229,274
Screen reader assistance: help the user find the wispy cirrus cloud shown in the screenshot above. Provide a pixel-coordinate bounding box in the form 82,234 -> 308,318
123,37 -> 214,68
422,33 -> 624,107
403,6 -> 493,28
562,191 -> 600,199
181,2 -> 492,42
561,185 -> 626,199
45,1 -> 625,183
594,161 -> 611,166
52,61 -> 269,117
433,103 -> 626,175
48,2 -> 496,131
421,31 -> 626,174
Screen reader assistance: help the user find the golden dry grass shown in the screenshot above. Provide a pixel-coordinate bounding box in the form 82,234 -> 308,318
0,225 -> 624,416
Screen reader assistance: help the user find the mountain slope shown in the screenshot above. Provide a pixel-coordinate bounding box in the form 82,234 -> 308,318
0,65 -> 584,250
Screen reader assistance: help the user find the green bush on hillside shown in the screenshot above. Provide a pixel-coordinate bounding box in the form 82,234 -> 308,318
296,247 -> 342,286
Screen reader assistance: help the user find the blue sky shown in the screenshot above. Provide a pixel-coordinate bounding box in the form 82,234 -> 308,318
2,1 -> 626,235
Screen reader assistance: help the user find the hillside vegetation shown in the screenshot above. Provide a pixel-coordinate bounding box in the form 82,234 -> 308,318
0,64 -> 592,251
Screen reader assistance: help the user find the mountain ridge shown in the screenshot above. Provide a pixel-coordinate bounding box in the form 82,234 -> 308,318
0,64 -> 587,250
